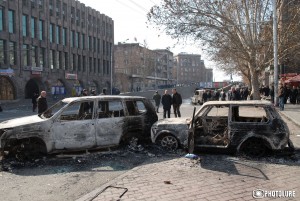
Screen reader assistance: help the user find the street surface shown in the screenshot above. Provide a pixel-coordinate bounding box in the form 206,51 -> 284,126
0,99 -> 299,201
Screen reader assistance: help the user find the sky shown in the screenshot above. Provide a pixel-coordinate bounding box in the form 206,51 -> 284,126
79,0 -> 236,82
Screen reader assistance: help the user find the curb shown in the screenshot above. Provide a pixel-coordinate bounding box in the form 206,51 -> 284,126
75,166 -> 143,201
279,111 -> 300,128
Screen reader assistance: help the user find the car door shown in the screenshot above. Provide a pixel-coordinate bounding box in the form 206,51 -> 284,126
51,100 -> 96,150
198,105 -> 229,147
229,105 -> 271,147
95,99 -> 124,146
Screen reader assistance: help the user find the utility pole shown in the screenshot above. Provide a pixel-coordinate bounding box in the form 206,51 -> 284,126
273,0 -> 278,106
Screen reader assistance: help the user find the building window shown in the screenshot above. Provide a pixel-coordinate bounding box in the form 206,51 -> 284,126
8,10 -> 15,33
38,0 -> 44,9
82,34 -> 85,49
0,8 -> 4,32
62,27 -> 67,46
56,0 -> 61,17
49,0 -> 53,16
82,56 -> 86,72
71,31 -> 75,47
22,15 -> 28,36
22,0 -> 28,7
0,40 -> 6,65
64,52 -> 68,70
22,44 -> 29,66
73,54 -> 76,71
39,47 -> 45,67
56,25 -> 60,44
89,57 -> 92,72
9,42 -> 16,65
50,23 -> 54,43
31,17 -> 36,38
93,37 -> 96,52
76,9 -> 80,26
31,46 -> 37,67
94,58 -> 96,73
88,36 -> 92,50
98,59 -> 100,74
77,55 -> 81,71
71,7 -> 75,24
76,32 -> 79,48
39,20 -> 43,40
62,3 -> 67,20
97,39 -> 100,53
50,50 -> 53,69
58,51 -> 62,69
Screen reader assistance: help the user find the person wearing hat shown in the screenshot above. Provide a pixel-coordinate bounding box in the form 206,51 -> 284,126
153,90 -> 161,113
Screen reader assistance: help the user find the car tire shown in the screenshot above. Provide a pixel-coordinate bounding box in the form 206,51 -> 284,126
8,138 -> 47,161
158,134 -> 179,150
239,138 -> 268,157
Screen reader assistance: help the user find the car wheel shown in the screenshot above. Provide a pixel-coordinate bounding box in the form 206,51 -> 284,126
239,138 -> 267,157
9,139 -> 46,161
158,135 -> 179,150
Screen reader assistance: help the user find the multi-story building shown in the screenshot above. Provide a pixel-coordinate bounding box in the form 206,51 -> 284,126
0,0 -> 114,101
114,43 -> 174,92
173,53 -> 213,85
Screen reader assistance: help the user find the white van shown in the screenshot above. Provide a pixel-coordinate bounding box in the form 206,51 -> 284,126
192,89 -> 206,105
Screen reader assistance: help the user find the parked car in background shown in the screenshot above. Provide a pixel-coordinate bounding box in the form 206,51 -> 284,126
192,89 -> 206,105
0,96 -> 157,159
151,101 -> 294,156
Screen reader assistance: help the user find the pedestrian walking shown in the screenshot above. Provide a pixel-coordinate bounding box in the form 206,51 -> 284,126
278,83 -> 285,111
32,92 -> 38,112
100,88 -> 107,95
270,85 -> 275,104
37,91 -> 48,115
172,88 -> 182,118
290,86 -> 298,104
153,91 -> 161,113
161,89 -> 172,118
220,89 -> 226,101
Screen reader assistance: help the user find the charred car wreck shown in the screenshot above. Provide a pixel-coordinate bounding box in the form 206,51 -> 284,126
0,96 -> 158,159
151,101 -> 294,156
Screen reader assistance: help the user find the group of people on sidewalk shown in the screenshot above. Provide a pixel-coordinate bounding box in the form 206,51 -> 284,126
153,88 -> 182,119
278,83 -> 300,111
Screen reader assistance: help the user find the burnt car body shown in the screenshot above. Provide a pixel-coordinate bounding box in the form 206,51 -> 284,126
151,101 -> 293,156
0,96 -> 157,158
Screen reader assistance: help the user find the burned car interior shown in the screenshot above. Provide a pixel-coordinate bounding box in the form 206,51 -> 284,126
194,105 -> 270,147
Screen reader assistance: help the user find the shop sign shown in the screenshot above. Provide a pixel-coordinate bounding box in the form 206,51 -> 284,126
23,66 -> 31,71
65,73 -> 78,80
0,68 -> 14,76
31,71 -> 42,75
31,66 -> 43,71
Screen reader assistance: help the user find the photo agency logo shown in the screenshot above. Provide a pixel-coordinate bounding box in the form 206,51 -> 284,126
253,189 -> 296,199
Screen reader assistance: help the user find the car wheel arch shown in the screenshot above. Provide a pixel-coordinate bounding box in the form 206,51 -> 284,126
237,136 -> 273,155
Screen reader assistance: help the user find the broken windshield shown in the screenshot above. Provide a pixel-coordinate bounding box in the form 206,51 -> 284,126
41,101 -> 69,119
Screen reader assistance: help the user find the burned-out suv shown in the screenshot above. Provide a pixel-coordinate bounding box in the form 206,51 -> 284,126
151,101 -> 294,156
0,96 -> 157,158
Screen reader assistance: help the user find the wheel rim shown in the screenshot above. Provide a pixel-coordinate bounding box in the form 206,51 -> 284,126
160,135 -> 178,150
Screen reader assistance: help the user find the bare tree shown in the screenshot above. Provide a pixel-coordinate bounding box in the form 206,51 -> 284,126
148,0 -> 300,99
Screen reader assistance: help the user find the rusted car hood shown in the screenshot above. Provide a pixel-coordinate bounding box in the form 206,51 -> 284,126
0,115 -> 45,129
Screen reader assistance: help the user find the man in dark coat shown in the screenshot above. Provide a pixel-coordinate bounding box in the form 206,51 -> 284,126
32,92 -> 39,112
37,91 -> 48,115
172,88 -> 182,118
153,91 -> 161,113
161,89 -> 172,118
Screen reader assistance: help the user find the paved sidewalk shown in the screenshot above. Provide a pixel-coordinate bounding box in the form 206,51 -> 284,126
77,155 -> 300,201
279,104 -> 300,128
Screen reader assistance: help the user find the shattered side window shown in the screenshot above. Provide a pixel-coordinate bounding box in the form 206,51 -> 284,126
233,106 -> 268,123
108,101 -> 124,117
136,101 -> 147,114
206,105 -> 229,117
125,101 -> 137,116
59,101 -> 93,121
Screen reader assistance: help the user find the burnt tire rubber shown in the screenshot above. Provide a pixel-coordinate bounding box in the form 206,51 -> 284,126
9,139 -> 46,161
239,138 -> 267,157
158,135 -> 179,150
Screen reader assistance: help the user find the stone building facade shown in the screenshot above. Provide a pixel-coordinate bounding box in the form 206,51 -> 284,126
173,53 -> 213,85
0,0 -> 114,101
114,43 -> 174,92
